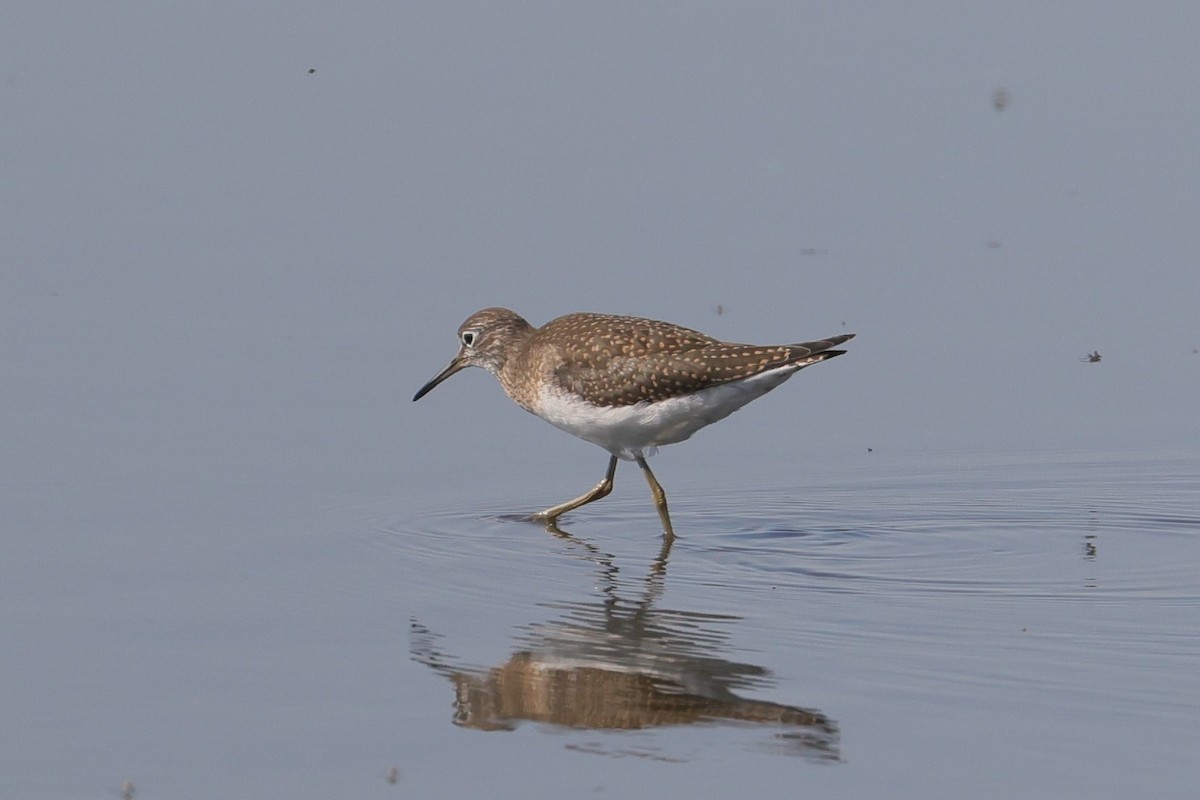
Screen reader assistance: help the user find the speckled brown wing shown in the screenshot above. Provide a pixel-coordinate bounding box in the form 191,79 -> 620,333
549,313 -> 853,407
541,313 -> 719,357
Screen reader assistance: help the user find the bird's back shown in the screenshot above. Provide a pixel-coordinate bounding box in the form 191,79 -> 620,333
538,313 -> 851,408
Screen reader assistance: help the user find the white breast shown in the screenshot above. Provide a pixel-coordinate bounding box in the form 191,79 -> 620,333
531,364 -> 801,460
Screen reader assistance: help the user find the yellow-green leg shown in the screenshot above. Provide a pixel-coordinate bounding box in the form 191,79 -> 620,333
532,455 -> 618,528
635,455 -> 675,540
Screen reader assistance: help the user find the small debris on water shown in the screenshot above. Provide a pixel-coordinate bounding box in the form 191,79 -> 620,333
993,87 -> 1010,111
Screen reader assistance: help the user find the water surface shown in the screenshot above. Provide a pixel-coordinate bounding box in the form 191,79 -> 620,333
372,447 -> 1199,798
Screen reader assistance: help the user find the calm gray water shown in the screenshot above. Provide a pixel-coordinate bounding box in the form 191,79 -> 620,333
387,448 -> 1200,798
6,4 -> 1200,798
9,444 -> 1196,798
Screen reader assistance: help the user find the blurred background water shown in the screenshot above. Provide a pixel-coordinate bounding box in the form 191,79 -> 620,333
3,3 -> 1198,798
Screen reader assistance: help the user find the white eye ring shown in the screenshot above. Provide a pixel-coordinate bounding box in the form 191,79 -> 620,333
461,330 -> 477,347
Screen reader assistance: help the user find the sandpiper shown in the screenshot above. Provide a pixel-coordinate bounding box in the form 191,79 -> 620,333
413,308 -> 853,538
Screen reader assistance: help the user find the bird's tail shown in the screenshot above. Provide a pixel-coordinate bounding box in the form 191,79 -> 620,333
786,332 -> 855,366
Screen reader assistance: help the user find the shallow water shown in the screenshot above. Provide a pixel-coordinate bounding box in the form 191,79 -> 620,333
6,444 -> 1198,798
7,3 -> 1200,796
361,448 -> 1199,798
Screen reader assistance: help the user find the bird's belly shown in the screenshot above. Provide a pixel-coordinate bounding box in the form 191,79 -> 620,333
533,367 -> 797,459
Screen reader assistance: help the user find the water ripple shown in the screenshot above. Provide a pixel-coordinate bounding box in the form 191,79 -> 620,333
677,472 -> 1200,605
338,451 -> 1200,611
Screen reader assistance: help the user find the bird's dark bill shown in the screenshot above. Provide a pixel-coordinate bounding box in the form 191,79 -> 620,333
412,356 -> 468,401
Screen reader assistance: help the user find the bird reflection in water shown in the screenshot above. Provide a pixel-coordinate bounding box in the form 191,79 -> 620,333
410,529 -> 839,761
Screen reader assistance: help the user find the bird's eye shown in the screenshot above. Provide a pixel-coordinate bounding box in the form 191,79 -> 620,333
461,330 -> 477,347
